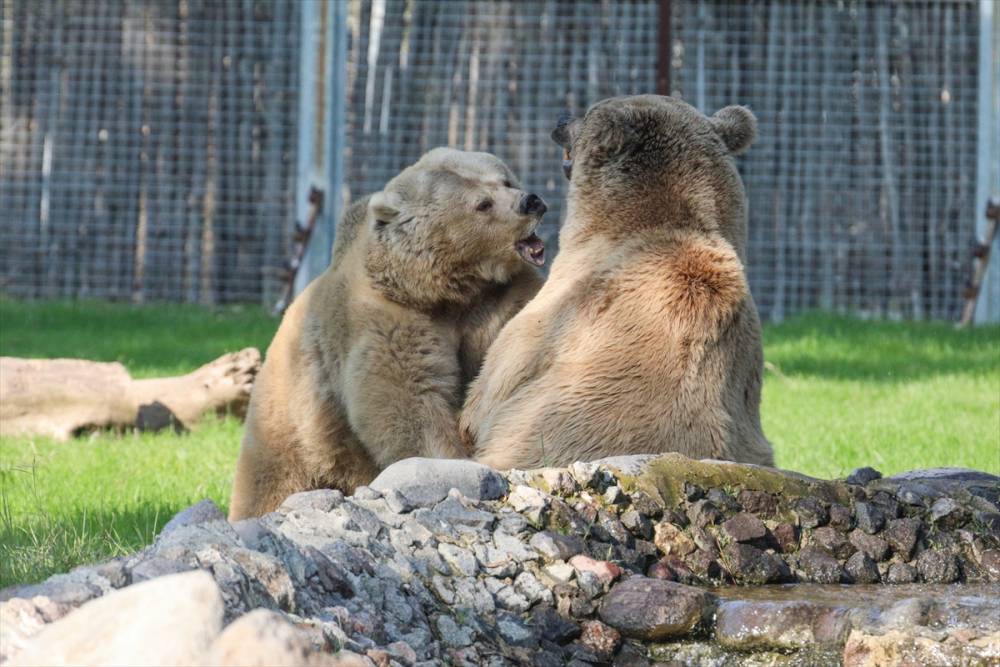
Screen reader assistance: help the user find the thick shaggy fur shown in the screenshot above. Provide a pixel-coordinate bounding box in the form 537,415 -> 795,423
229,149 -> 544,519
461,96 -> 774,470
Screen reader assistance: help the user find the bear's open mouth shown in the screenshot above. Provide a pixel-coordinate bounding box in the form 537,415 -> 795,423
515,232 -> 546,267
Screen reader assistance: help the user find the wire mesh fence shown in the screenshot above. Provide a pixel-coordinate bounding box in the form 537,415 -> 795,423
0,0 -> 991,320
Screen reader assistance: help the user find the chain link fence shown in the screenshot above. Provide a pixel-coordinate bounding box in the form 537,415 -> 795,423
1,0 -> 994,320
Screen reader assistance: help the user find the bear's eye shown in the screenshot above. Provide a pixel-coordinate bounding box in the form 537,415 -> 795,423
476,199 -> 493,212
503,180 -> 513,188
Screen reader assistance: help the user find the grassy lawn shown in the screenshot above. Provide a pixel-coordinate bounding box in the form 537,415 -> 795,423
1,298 -> 998,587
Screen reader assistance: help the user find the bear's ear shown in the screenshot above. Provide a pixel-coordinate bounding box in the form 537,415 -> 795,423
710,105 -> 757,155
550,113 -> 579,149
368,190 -> 402,227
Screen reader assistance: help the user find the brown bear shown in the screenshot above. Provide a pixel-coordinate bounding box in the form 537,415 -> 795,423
229,148 -> 547,519
461,95 -> 774,470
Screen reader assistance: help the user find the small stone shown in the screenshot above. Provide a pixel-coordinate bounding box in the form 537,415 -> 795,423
653,522 -> 696,556
916,550 -> 960,583
707,488 -> 740,512
542,562 -> 576,585
515,571 -> 552,607
796,546 -> 845,584
496,611 -> 538,648
494,585 -> 531,613
620,510 -> 653,540
721,543 -> 790,584
686,500 -> 721,528
383,488 -> 415,514
370,457 -> 508,507
436,614 -> 475,647
683,482 -> 705,502
529,531 -> 585,562
897,482 -> 934,507
846,467 -> 882,485
159,499 -> 226,539
772,523 -> 800,553
686,549 -> 724,581
809,526 -> 854,559
508,485 -> 551,515
596,510 -> 630,545
385,641 -> 417,666
207,608 -> 337,667
629,491 -> 663,519
569,555 -> 621,585
849,530 -> 890,562
353,485 -> 382,501
828,503 -> 854,530
793,497 -> 829,529
540,469 -> 577,496
603,485 -> 627,506
869,491 -> 902,520
721,513 -> 768,543
655,554 -> 700,585
980,550 -> 1000,582
886,562 -> 918,584
929,497 -> 965,528
568,462 -> 604,490
531,605 -> 581,644
884,518 -> 921,560
854,502 -> 886,534
278,488 -> 343,513
646,559 -> 677,581
689,526 -> 718,554
598,577 -> 715,641
845,551 -> 881,583
737,489 -> 778,517
579,620 -> 620,662
438,543 -> 478,577
433,494 -> 496,530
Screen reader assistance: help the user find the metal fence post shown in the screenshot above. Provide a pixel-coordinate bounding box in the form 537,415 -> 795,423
294,0 -> 347,298
974,0 -> 999,323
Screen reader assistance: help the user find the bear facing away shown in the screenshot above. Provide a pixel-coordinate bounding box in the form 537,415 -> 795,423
461,95 -> 774,470
229,148 -> 547,519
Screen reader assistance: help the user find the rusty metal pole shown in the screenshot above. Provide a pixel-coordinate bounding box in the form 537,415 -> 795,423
657,0 -> 673,96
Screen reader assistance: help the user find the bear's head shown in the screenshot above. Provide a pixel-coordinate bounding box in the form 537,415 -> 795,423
364,148 -> 547,310
552,95 -> 756,254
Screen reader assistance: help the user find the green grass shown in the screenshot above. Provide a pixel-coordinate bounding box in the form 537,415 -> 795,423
1,299 -> 998,587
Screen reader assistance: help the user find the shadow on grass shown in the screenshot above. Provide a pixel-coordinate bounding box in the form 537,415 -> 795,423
762,313 -> 1000,383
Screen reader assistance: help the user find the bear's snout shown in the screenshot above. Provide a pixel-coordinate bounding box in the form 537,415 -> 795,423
519,193 -> 547,217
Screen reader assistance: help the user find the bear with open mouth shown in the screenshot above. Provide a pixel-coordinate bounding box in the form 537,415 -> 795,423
461,95 -> 774,470
229,148 -> 547,519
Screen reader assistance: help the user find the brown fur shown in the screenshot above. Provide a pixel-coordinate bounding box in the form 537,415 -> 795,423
462,95 -> 774,470
229,149 -> 544,519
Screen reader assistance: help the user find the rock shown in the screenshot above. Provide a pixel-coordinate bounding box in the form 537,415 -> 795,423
383,488 -> 415,514
579,620 -> 620,662
686,500 -> 722,528
854,502 -> 886,535
916,550 -> 960,583
849,530 -> 890,562
793,497 -> 829,529
438,544 -> 478,577
539,469 -> 578,496
436,615 -> 476,648
843,628 -> 1000,667
620,510 -> 653,540
528,531 -> 586,562
9,571 -> 223,666
721,513 -> 768,543
686,549 -> 724,581
432,494 -> 496,530
829,503 -> 854,530
707,488 -> 740,512
716,600 -> 847,650
929,497 -> 965,528
598,577 -> 715,641
845,552 -> 881,583
568,555 -> 621,585
278,489 -> 343,513
206,608 -> 345,666
721,543 -> 790,584
515,571 -> 552,607
982,550 -> 1000,582
385,641 -> 417,666
531,606 -> 581,644
646,559 -> 677,581
542,562 -> 576,585
653,521 -> 695,556
883,518 -> 921,560
772,522 -> 800,553
159,499 -> 226,539
507,485 -> 551,524
810,526 -> 854,559
885,562 -> 918,584
353,486 -> 382,501
796,547 -> 845,584
370,458 -> 507,508
737,489 -> 778,517
603,485 -> 627,506
846,467 -> 882,486
496,611 -> 538,648
568,462 -> 605,490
